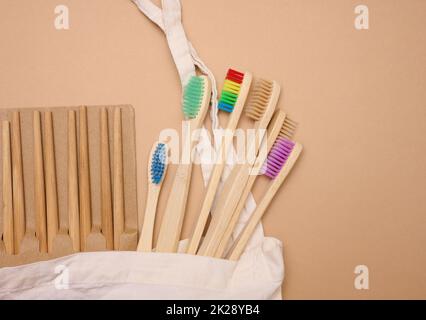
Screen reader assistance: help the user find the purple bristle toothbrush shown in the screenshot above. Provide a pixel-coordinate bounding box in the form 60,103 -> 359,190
228,139 -> 303,260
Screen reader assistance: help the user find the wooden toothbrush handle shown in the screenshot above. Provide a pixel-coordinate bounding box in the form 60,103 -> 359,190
186,131 -> 236,255
228,143 -> 303,260
214,174 -> 257,258
2,121 -> 14,255
155,163 -> 193,253
198,163 -> 242,255
138,184 -> 160,252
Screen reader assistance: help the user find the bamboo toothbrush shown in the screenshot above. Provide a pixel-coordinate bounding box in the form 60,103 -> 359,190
100,108 -> 114,250
228,139 -> 303,261
68,110 -> 80,252
137,141 -> 169,252
215,110 -> 297,258
2,121 -> 14,255
186,69 -> 252,255
11,112 -> 25,254
33,111 -> 47,253
44,112 -> 59,253
198,79 -> 280,256
155,75 -> 211,253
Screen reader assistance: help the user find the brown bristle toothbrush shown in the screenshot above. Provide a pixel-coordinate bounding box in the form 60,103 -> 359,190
198,79 -> 280,256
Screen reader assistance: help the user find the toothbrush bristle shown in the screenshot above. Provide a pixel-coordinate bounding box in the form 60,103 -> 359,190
279,117 -> 298,140
244,79 -> 273,121
183,76 -> 206,119
261,138 -> 295,179
218,69 -> 245,113
150,143 -> 167,184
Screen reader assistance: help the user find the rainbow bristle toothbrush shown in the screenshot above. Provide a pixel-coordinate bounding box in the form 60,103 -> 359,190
187,69 -> 252,255
214,110 -> 298,258
228,139 -> 303,261
155,75 -> 211,253
198,79 -> 280,256
137,141 -> 169,252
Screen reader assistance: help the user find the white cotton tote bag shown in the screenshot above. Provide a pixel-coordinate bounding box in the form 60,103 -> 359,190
0,237 -> 284,299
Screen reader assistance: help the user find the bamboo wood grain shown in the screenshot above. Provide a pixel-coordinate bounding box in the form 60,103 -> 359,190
44,112 -> 59,253
113,107 -> 124,250
186,72 -> 252,255
79,106 -> 91,251
2,121 -> 14,255
137,184 -> 160,252
138,143 -> 169,252
11,112 -> 25,253
198,82 -> 280,256
100,108 -> 114,250
215,110 -> 287,258
33,111 -> 47,253
228,143 -> 303,261
156,76 -> 211,253
68,110 -> 80,252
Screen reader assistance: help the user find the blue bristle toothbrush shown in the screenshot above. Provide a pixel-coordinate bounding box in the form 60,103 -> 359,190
137,141 -> 169,252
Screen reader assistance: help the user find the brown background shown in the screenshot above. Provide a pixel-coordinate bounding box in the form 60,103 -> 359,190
0,0 -> 425,299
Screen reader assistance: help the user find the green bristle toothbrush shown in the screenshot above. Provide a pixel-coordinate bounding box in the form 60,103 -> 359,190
155,75 -> 212,253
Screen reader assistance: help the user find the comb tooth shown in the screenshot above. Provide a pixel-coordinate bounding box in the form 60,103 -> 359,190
244,79 -> 273,121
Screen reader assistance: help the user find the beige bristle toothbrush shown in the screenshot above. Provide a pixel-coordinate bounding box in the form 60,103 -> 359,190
228,139 -> 303,261
137,141 -> 169,252
186,69 -> 253,255
215,110 -> 297,258
155,75 -> 211,253
198,79 -> 280,256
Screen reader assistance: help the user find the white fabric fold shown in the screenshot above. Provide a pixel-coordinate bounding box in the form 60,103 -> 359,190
0,238 -> 283,300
